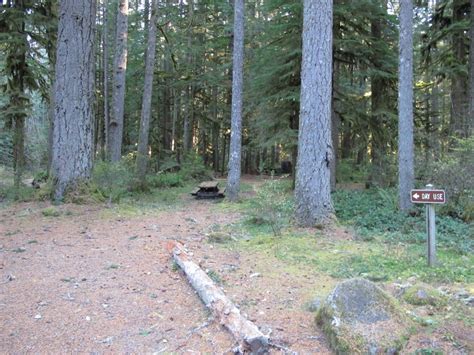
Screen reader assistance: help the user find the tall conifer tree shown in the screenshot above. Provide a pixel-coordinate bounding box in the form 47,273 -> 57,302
295,0 -> 334,226
51,0 -> 97,200
398,0 -> 415,210
226,0 -> 245,201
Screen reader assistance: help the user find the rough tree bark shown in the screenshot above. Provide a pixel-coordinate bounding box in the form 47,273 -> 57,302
295,0 -> 334,226
51,0 -> 97,200
398,0 -> 414,211
108,0 -> 128,162
226,0 -> 245,201
136,0 -> 158,184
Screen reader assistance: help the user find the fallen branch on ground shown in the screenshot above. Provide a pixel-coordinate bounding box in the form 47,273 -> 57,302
169,241 -> 269,354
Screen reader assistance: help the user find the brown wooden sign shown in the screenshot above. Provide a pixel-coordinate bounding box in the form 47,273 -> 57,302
410,189 -> 446,204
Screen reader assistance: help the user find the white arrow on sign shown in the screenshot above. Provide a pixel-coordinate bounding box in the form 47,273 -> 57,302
413,193 -> 420,200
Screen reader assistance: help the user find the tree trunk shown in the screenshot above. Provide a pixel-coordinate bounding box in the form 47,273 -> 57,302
162,57 -> 172,152
398,0 -> 414,211
183,0 -> 194,155
469,0 -> 474,137
9,2 -> 27,197
330,107 -> 339,192
136,0 -> 159,184
102,0 -> 110,158
369,12 -> 389,187
13,116 -> 25,197
52,0 -> 97,200
430,83 -> 441,160
45,0 -> 57,177
108,0 -> 128,162
330,61 -> 340,192
295,0 -> 334,226
144,0 -> 150,33
226,0 -> 245,201
212,85 -> 220,171
450,0 -> 469,138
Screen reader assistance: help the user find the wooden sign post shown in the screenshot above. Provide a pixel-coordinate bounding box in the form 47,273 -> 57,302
410,184 -> 446,267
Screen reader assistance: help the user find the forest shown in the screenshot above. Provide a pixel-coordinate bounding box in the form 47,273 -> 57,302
0,0 -> 473,353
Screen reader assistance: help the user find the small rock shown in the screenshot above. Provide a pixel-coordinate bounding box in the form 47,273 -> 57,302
308,297 -> 322,312
463,296 -> 474,306
455,289 -> 470,299
34,314 -> 42,319
403,285 -> 446,307
85,316 -> 91,321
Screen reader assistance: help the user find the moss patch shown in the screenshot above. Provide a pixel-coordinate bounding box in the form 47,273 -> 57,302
403,285 -> 448,307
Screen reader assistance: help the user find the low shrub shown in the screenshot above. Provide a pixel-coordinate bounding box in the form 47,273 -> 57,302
91,160 -> 133,203
333,188 -> 472,254
420,137 -> 474,222
179,153 -> 213,180
245,177 -> 294,236
147,172 -> 184,188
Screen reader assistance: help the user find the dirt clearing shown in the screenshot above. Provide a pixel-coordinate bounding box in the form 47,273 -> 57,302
0,196 -> 330,353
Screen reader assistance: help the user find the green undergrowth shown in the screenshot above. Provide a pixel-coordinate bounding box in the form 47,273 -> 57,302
333,189 -> 473,254
214,179 -> 473,284
227,233 -> 473,283
101,183 -> 196,217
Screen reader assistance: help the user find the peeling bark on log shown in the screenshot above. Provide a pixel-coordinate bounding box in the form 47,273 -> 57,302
170,242 -> 269,354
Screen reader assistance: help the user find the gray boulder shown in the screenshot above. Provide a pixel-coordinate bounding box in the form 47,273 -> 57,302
316,278 -> 412,354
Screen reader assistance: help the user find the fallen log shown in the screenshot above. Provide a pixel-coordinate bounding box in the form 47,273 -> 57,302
170,242 -> 269,354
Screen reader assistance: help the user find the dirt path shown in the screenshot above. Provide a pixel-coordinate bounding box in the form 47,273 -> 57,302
0,194 -> 331,353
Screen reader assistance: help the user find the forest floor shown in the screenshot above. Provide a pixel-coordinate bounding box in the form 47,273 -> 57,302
1,176 -> 473,354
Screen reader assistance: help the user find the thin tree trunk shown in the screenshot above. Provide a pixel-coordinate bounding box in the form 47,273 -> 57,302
430,83 -> 441,159
369,11 -> 389,187
398,0 -> 414,211
469,0 -> 474,137
183,0 -> 194,155
52,0 -> 97,200
103,0 -> 110,158
330,61 -> 340,192
295,0 -> 334,226
450,0 -> 468,138
162,57 -> 172,151
171,88 -> 179,152
221,132 -> 227,176
13,116 -> 25,196
45,0 -> 57,176
108,0 -> 128,162
144,0 -> 150,33
212,86 -> 220,171
226,0 -> 245,201
330,108 -> 339,192
9,1 -> 27,197
136,0 -> 159,184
